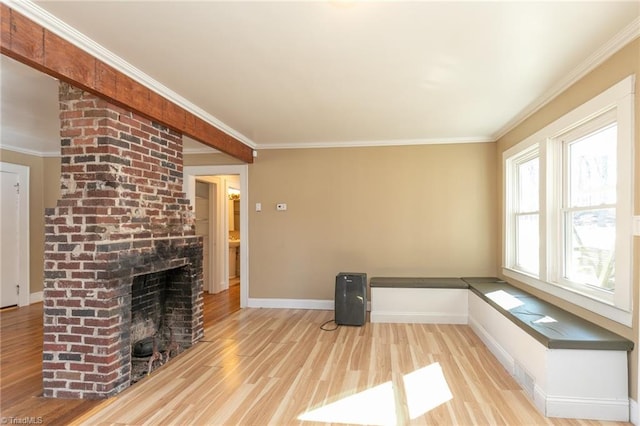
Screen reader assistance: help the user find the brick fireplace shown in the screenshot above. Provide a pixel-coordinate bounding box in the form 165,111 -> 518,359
42,83 -> 204,399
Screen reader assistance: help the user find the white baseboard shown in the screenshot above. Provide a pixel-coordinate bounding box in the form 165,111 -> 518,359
631,398 -> 638,425
468,315 -> 515,375
546,396 -> 629,421
370,312 -> 467,324
246,298 -> 372,312
247,298 -> 333,310
30,291 -> 43,304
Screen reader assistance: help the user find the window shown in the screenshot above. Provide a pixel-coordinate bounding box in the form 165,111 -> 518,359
559,119 -> 617,294
506,148 -> 539,276
503,76 -> 635,326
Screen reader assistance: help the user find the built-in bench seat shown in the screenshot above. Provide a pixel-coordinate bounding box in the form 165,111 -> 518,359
369,275 -> 634,421
462,277 -> 633,351
370,277 -> 469,324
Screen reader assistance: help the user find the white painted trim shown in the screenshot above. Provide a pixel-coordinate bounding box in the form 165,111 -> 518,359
370,312 -> 467,324
546,396 -> 630,421
493,16 -> 640,140
533,385 -> 547,417
0,144 -> 60,158
211,179 -> 222,294
247,298 -> 371,312
247,298 -> 333,310
633,216 -> 640,236
183,147 -> 221,155
0,162 -> 30,307
370,287 -> 468,324
184,165 -> 249,308
30,291 -> 43,304
5,0 -> 256,150
630,398 -> 638,425
468,316 -> 515,376
503,268 -> 633,327
258,136 -> 493,150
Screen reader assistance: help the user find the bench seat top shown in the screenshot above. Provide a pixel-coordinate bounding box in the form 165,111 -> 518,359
370,277 -> 468,289
462,277 -> 633,351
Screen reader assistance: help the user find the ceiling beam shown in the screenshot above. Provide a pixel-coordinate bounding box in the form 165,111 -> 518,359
0,4 -> 254,163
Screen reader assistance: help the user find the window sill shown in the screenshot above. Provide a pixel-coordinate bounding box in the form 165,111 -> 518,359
502,268 -> 632,327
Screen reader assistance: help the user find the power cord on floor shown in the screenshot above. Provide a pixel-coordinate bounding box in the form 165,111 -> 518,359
320,319 -> 339,331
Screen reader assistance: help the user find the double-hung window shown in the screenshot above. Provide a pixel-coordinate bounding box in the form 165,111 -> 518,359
506,147 -> 540,277
557,116 -> 617,295
503,76 -> 635,326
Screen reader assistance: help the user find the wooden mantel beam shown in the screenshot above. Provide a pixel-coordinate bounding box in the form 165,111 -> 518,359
0,4 -> 254,163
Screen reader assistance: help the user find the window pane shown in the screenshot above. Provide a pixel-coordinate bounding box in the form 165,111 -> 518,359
568,125 -> 616,207
564,208 -> 615,291
517,157 -> 539,212
516,213 -> 539,275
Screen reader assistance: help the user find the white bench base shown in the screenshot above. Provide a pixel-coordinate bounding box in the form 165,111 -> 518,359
370,287 -> 468,324
468,292 -> 629,421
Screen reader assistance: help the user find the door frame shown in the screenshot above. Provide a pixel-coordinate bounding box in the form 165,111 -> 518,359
184,165 -> 248,308
0,162 -> 30,307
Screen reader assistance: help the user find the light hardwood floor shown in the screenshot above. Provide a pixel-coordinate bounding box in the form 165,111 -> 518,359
0,285 -> 239,425
71,308 -> 630,426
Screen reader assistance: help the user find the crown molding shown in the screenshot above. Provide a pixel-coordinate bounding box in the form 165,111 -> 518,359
4,0 -> 257,150
257,136 -> 494,150
0,143 -> 59,158
1,142 -> 220,158
183,147 -> 221,155
493,16 -> 640,141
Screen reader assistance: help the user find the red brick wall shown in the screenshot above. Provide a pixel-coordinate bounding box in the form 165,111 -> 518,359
43,83 -> 203,399
56,81 -> 192,240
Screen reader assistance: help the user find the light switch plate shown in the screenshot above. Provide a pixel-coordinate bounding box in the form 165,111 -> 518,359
255,202 -> 262,212
633,216 -> 640,236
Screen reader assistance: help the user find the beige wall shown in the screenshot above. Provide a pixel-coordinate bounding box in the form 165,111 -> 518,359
495,38 -> 640,399
243,143 -> 498,300
0,149 -> 60,296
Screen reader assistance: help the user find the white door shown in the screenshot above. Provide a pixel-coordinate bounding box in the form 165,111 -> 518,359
194,180 -> 212,293
1,169 -> 20,307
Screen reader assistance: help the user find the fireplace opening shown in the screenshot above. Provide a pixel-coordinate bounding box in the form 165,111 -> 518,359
130,267 -> 193,384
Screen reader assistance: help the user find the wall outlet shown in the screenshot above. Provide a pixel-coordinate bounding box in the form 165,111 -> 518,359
255,202 -> 262,212
276,203 -> 287,211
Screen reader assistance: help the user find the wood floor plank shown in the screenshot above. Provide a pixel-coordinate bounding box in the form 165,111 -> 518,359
2,287 -> 634,425
75,307 -> 629,426
0,286 -> 240,425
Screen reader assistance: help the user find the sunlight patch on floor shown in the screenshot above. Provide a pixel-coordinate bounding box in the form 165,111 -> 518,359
403,363 -> 452,419
298,381 -> 396,425
298,362 -> 452,425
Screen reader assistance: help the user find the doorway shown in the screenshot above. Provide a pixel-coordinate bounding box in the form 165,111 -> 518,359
194,178 -> 216,294
184,165 -> 248,309
0,162 -> 30,308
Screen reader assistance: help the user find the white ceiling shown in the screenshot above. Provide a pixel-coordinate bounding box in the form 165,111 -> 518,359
1,1 -> 639,157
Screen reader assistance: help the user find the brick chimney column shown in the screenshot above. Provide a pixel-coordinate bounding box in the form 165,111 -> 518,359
43,83 -> 202,399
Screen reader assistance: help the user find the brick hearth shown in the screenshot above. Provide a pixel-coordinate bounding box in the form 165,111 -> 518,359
42,83 -> 203,399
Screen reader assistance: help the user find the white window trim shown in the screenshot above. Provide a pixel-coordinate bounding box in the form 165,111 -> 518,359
503,75 -> 635,327
504,146 -> 540,277
554,114 -> 617,301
